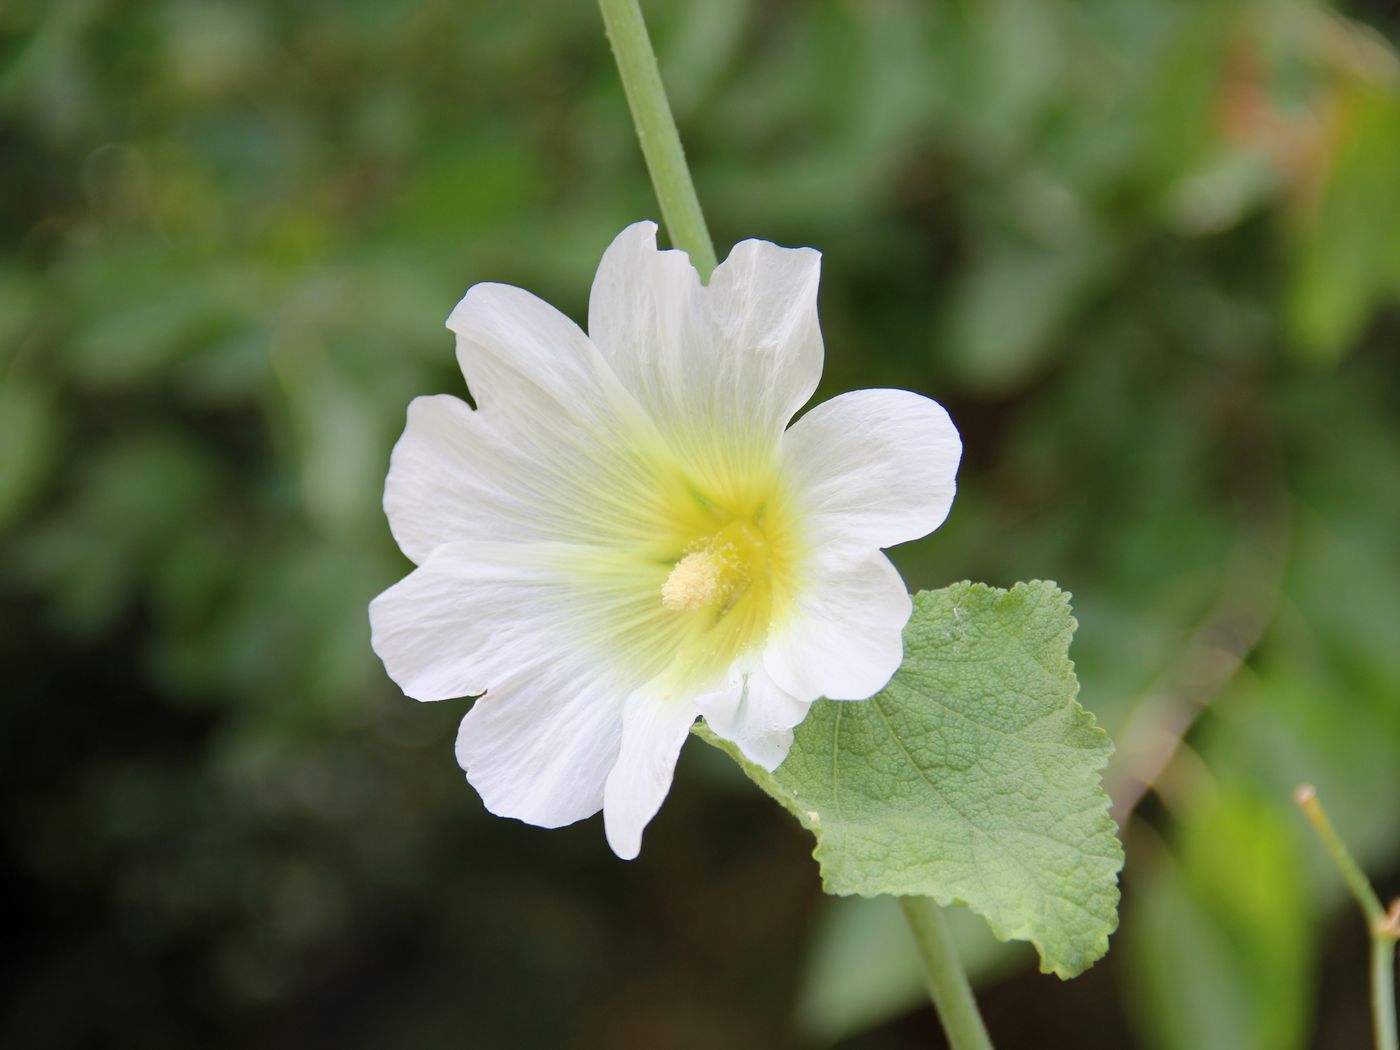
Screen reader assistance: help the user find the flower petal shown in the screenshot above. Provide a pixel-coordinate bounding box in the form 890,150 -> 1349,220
764,550 -> 913,702
782,388 -> 961,554
386,281 -> 710,562
381,393 -> 536,563
369,540 -> 562,702
603,691 -> 699,860
455,676 -> 623,831
587,222 -> 823,462
448,281 -> 614,417
696,667 -> 811,771
445,282 -> 676,535
372,539 -> 646,831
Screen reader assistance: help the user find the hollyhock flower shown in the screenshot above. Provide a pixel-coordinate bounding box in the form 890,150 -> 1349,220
369,222 -> 961,858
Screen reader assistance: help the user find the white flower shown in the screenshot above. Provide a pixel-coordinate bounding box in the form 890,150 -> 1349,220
369,222 -> 961,859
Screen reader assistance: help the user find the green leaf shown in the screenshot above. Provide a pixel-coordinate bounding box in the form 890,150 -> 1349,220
1123,790 -> 1314,1050
697,580 -> 1122,978
0,376 -> 59,531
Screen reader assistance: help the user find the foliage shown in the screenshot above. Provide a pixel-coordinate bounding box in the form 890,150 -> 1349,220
1129,788 -> 1316,1050
699,582 -> 1121,978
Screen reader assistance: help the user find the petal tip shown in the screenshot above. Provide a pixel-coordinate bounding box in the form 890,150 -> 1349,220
604,818 -> 642,861
614,218 -> 660,243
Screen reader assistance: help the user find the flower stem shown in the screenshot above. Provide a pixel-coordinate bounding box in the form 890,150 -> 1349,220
1296,784 -> 1399,1050
1375,937 -> 1398,1050
596,0 -> 718,281
899,897 -> 996,1050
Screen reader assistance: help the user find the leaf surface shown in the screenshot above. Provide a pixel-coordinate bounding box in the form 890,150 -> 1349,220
698,580 -> 1122,977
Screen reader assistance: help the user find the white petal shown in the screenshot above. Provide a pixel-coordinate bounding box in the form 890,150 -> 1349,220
765,551 -> 913,702
384,282 -> 696,562
603,690 -> 699,860
586,222 -> 697,411
782,388 -> 961,554
371,537 -> 715,845
382,395 -> 468,563
697,667 -> 811,771
372,539 -> 643,831
588,222 -> 823,461
455,676 -> 622,831
448,281 -> 614,417
370,540 -> 583,702
444,280 -> 666,517
381,394 -> 534,563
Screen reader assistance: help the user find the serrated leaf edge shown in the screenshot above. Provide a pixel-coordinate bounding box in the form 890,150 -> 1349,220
694,580 -> 1124,980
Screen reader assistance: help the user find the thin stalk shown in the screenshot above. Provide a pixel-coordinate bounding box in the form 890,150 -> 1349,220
1296,784 -> 1399,1050
899,897 -> 996,1050
597,0 -> 718,280
1296,784 -> 1385,922
1376,938 -> 1398,1050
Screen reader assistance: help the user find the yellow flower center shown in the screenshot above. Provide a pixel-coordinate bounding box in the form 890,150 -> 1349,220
660,551 -> 726,611
644,502 -> 795,693
558,429 -> 805,695
659,521 -> 769,612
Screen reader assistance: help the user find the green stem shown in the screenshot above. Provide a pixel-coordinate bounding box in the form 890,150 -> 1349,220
1374,937 -> 1398,1050
1296,785 -> 1398,1050
1296,784 -> 1385,923
597,0 -> 718,281
899,897 -> 996,1050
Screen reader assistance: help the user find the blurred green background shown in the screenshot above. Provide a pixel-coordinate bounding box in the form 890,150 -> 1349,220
3,0 -> 1399,1047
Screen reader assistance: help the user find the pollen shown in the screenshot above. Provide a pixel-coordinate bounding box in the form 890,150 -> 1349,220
660,520 -> 769,614
661,550 -> 729,611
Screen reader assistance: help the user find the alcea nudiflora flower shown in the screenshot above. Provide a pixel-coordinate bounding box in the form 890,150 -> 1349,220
369,222 -> 961,858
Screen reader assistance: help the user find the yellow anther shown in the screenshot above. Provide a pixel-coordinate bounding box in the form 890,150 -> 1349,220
661,550 -> 726,611
661,521 -> 769,615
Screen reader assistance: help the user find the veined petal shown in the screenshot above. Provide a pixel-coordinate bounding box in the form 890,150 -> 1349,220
383,393 -> 561,563
455,677 -> 623,831
705,236 -> 823,432
603,691 -> 699,860
371,538 -> 698,700
447,283 -> 682,549
383,395 -> 475,562
386,283 -> 710,561
372,540 -> 676,836
588,222 -> 823,486
449,281 -> 614,417
370,536 -> 746,846
697,667 -> 811,772
765,550 -> 913,702
382,389 -> 674,563
369,541 -> 565,702
586,221 -> 698,417
782,388 -> 961,554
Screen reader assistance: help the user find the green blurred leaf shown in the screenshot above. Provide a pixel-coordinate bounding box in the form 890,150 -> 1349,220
62,249 -> 243,389
699,581 -> 1123,978
1125,791 -> 1314,1050
1286,83 -> 1400,361
0,376 -> 58,530
940,231 -> 1105,390
797,894 -> 1025,1045
20,433 -> 217,634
